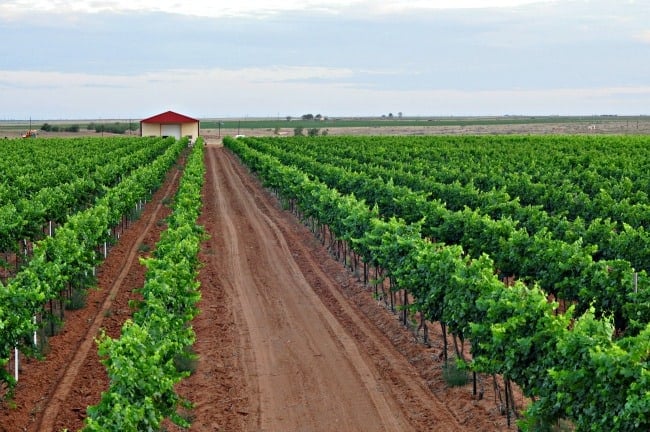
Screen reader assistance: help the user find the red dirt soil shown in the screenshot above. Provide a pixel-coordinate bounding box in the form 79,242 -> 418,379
1,144 -> 518,431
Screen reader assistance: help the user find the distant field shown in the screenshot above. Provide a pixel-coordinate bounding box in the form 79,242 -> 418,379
2,115 -> 650,138
199,115 -> 648,129
0,119 -> 138,137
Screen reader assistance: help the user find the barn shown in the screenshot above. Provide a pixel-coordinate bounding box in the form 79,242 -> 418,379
140,110 -> 200,140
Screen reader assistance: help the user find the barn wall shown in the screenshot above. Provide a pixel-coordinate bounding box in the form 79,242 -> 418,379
181,122 -> 200,139
141,123 -> 161,136
141,122 -> 199,138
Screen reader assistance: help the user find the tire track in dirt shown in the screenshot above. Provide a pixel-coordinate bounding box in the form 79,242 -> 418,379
193,146 -> 468,431
210,148 -> 408,431
34,167 -> 181,432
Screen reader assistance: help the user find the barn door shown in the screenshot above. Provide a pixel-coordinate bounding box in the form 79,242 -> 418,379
161,124 -> 181,139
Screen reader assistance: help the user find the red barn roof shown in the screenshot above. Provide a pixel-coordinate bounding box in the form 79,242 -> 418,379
140,110 -> 199,124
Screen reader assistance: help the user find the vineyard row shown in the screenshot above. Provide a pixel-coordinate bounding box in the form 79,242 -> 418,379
84,138 -> 205,430
0,137 -> 187,395
242,136 -> 649,334
225,136 -> 649,431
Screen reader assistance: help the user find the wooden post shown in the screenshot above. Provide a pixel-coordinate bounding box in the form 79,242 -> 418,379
473,371 -> 477,397
422,313 -> 429,345
363,262 -> 368,285
402,289 -> 408,326
49,300 -> 55,336
60,291 -> 65,320
505,379 -> 511,428
442,322 -> 448,364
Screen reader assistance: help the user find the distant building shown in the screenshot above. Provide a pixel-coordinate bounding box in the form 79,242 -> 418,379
140,110 -> 200,140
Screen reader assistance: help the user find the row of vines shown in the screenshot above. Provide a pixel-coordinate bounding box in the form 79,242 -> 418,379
245,135 -> 650,334
0,137 -> 174,258
225,135 -> 649,431
84,138 -> 205,430
0,136 -> 186,396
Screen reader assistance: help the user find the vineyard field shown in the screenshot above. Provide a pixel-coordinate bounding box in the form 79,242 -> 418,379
0,138 -> 512,431
225,134 -> 650,431
1,133 -> 648,431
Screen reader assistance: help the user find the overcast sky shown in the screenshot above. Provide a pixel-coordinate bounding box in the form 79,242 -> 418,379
1,0 -> 648,119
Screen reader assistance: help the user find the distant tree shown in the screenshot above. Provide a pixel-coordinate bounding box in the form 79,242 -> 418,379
308,128 -> 320,137
321,129 -> 329,136
388,113 -> 394,119
286,116 -> 292,121
398,112 -> 403,119
315,114 -> 322,120
41,123 -> 52,131
294,126 -> 304,136
301,113 -> 314,120
87,122 -> 131,134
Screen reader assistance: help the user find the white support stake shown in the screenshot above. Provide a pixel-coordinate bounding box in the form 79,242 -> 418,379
14,348 -> 19,382
634,272 -> 638,294
33,316 -> 37,347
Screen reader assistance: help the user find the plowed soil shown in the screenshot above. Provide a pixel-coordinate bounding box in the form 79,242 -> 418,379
1,143 -> 516,431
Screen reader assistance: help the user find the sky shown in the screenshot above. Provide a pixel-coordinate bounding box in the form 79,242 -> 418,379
0,0 -> 649,119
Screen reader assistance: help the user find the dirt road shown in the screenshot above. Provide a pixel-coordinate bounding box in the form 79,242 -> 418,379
176,146 -> 504,431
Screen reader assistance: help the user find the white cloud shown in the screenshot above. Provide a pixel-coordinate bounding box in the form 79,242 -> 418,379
2,67 -> 649,119
0,66 -> 355,89
0,67 -> 357,118
1,0 -> 646,117
635,30 -> 650,44
0,0 -> 560,19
